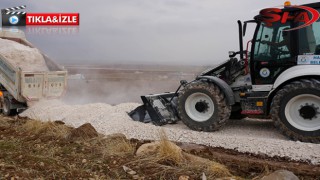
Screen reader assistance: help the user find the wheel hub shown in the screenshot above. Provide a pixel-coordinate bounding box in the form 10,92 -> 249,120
285,94 -> 320,132
195,100 -> 209,113
184,92 -> 215,122
299,103 -> 319,120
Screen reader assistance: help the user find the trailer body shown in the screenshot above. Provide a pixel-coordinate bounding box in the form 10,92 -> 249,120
0,29 -> 67,113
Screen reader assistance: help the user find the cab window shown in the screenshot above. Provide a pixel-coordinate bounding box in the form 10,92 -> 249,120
254,22 -> 292,62
298,8 -> 320,55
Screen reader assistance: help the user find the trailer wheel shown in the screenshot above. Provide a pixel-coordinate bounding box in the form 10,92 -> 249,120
178,81 -> 231,132
271,79 -> 320,143
3,98 -> 14,116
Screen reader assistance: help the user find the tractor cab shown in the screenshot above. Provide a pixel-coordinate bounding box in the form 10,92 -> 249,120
249,4 -> 320,85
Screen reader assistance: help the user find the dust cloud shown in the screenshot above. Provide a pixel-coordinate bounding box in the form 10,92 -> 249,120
63,65 -> 201,105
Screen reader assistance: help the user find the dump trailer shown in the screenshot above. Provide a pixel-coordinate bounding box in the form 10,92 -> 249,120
0,29 -> 67,115
130,2 -> 320,143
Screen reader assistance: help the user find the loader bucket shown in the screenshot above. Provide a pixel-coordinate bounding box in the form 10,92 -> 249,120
128,92 -> 180,126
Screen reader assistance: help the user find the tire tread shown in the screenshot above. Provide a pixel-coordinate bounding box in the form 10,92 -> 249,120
177,81 -> 231,132
271,79 -> 320,143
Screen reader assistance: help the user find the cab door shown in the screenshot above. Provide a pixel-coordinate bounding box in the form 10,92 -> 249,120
250,22 -> 297,85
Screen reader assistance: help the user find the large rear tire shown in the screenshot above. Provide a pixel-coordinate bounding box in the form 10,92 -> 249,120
177,81 -> 231,132
271,79 -> 320,143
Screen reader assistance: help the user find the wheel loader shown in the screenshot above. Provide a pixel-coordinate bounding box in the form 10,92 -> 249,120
129,2 -> 320,143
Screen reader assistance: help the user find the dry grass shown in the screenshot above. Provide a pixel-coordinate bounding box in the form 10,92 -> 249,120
10,119 -> 234,179
252,165 -> 271,180
180,150 -> 232,178
157,129 -> 184,164
22,120 -> 71,139
1,117 -> 313,179
206,162 -> 233,178
128,129 -> 234,179
0,117 -> 11,128
98,136 -> 135,157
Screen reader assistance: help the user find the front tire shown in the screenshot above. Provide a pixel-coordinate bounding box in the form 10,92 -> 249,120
177,81 -> 231,132
271,79 -> 320,143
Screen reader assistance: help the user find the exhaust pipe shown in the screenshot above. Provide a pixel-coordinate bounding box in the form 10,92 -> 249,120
237,20 -> 244,60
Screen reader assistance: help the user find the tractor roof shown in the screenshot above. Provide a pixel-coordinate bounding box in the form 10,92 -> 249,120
301,2 -> 320,8
254,2 -> 320,22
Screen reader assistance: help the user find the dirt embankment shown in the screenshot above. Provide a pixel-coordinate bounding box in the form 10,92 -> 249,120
20,100 -> 320,165
0,116 -> 319,179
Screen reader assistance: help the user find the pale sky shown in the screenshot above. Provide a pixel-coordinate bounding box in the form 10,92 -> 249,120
0,0 -> 318,65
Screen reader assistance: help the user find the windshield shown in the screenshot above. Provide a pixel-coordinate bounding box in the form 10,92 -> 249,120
253,21 -> 292,62
298,8 -> 320,55
254,8 -> 320,61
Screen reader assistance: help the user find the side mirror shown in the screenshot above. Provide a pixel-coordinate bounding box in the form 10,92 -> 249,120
229,51 -> 236,58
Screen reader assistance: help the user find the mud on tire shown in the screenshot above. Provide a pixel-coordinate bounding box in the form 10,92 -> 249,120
177,81 -> 231,132
271,79 -> 320,143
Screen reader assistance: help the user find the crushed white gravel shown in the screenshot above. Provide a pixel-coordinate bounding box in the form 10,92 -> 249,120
0,38 -> 49,71
20,100 -> 320,165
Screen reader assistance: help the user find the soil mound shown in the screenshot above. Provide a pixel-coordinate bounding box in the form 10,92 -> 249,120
69,123 -> 98,140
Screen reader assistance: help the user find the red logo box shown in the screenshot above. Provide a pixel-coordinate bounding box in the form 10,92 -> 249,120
26,13 -> 79,25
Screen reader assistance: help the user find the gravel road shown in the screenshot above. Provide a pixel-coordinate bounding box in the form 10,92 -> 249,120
20,100 -> 320,165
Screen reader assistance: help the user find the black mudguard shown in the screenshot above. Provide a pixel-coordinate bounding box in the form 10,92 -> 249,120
196,76 -> 235,106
